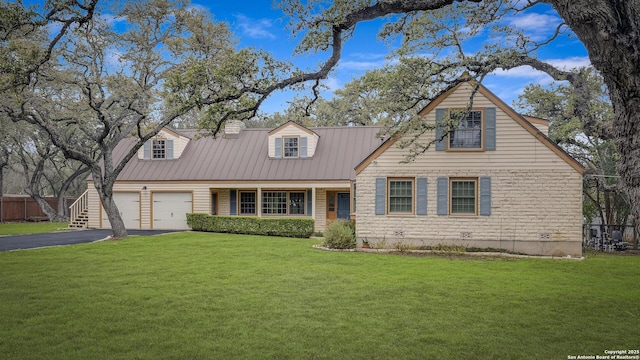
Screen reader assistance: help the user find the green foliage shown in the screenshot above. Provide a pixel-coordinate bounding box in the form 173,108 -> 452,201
187,213 -> 314,238
322,219 -> 355,249
514,68 -> 630,225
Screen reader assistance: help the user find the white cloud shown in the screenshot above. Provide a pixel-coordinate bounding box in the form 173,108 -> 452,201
547,56 -> 592,70
105,48 -> 125,68
337,60 -> 387,71
491,56 -> 591,80
99,13 -> 126,26
234,14 -> 276,39
508,12 -> 562,31
322,77 -> 340,92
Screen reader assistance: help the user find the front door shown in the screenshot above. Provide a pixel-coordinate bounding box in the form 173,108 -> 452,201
337,193 -> 350,219
327,191 -> 351,222
326,192 -> 337,222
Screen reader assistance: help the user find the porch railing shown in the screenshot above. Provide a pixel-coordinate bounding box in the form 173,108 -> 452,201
69,190 -> 89,225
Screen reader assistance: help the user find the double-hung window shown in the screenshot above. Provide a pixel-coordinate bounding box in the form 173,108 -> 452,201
450,179 -> 477,215
283,137 -> 299,158
239,191 -> 256,215
152,139 -> 166,159
262,191 -> 305,215
449,110 -> 483,149
388,179 -> 413,214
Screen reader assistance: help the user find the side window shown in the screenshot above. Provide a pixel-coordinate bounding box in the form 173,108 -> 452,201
239,191 -> 256,215
388,179 -> 413,214
450,179 -> 477,215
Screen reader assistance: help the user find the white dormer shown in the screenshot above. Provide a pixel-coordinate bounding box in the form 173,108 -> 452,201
268,121 -> 320,159
138,128 -> 191,160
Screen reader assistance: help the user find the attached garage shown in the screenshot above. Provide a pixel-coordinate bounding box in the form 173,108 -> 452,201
152,192 -> 193,229
101,192 -> 141,229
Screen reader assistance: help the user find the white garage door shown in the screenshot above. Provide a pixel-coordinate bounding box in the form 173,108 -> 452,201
153,192 -> 192,230
101,192 -> 141,229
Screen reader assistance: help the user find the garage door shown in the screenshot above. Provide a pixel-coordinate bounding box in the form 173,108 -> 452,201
101,192 -> 141,229
152,192 -> 192,229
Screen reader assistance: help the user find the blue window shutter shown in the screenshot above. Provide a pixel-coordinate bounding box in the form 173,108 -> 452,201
437,177 -> 448,215
416,177 -> 428,215
167,140 -> 174,160
306,189 -> 312,215
143,141 -> 150,160
480,177 -> 492,216
300,137 -> 308,158
435,108 -> 446,151
274,138 -> 282,158
229,189 -> 237,215
485,107 -> 496,151
375,178 -> 386,215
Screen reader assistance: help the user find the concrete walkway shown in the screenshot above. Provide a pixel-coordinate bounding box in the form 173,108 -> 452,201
0,229 -> 181,251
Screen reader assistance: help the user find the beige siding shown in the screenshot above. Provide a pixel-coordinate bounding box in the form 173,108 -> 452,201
314,189 -> 327,232
87,186 -> 101,228
268,124 -> 320,158
88,181 -> 344,232
532,123 -> 549,136
355,83 -> 583,256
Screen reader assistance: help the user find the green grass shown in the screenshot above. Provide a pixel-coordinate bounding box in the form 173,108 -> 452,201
0,221 -> 68,235
0,232 -> 638,359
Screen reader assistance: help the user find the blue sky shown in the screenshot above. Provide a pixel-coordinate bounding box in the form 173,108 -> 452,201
195,1 -> 590,114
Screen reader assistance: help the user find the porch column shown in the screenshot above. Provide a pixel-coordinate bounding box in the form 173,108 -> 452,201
256,187 -> 262,218
311,187 -> 316,225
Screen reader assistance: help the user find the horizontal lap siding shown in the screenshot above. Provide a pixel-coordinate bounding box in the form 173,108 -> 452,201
91,183 -> 333,231
355,83 -> 583,256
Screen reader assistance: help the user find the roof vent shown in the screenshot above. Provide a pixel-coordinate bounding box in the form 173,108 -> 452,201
224,120 -> 245,138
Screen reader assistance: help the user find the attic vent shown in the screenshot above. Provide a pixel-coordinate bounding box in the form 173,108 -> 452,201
224,120 -> 245,138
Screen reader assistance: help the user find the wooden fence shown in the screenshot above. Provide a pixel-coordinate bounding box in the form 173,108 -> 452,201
0,196 -> 76,223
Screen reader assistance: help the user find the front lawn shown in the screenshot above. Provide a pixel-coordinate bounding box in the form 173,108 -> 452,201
0,221 -> 68,235
0,232 -> 637,359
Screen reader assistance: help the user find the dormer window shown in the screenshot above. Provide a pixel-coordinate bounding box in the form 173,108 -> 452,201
448,110 -> 483,149
283,137 -> 299,158
152,139 -> 166,159
269,121 -> 318,158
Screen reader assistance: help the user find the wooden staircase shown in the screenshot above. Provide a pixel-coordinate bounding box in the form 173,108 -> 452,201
68,190 -> 89,229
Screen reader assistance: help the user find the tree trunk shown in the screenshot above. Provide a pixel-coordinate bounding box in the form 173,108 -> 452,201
22,155 -> 67,222
100,192 -> 128,239
550,0 -> 640,235
27,190 -> 67,222
91,169 -> 128,239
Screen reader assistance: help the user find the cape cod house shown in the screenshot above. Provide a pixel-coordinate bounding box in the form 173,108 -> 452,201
72,81 -> 584,256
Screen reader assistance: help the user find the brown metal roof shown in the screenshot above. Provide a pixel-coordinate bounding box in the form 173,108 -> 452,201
112,126 -> 384,182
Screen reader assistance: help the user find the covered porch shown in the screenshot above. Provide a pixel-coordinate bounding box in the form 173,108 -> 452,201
207,182 -> 353,232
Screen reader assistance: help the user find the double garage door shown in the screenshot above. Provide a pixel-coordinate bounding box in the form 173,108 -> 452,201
101,192 -> 192,230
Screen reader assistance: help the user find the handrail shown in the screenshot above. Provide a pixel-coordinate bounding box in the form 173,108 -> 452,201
69,189 -> 89,225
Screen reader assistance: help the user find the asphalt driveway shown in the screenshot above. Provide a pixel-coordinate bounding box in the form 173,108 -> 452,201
0,229 -> 181,251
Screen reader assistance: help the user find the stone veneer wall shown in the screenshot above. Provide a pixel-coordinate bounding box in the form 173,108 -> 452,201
355,168 -> 583,257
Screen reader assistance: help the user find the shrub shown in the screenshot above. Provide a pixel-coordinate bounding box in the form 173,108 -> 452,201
186,213 -> 314,238
322,219 -> 356,249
